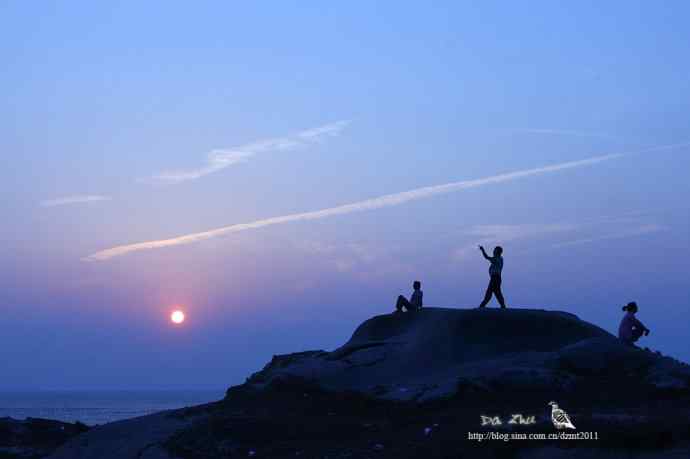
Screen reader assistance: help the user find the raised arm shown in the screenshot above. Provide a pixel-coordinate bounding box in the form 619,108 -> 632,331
479,245 -> 492,261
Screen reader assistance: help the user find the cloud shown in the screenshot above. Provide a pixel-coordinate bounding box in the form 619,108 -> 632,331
452,223 -> 577,260
551,224 -> 664,248
452,214 -> 664,260
465,223 -> 578,241
84,140 -> 690,261
503,128 -> 622,141
84,153 -> 623,261
40,195 -> 112,207
297,241 -> 390,273
146,120 -> 350,184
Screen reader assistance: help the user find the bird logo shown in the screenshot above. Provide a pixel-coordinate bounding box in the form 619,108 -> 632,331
548,401 -> 576,430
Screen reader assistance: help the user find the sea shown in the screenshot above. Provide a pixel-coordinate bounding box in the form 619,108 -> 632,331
0,390 -> 223,426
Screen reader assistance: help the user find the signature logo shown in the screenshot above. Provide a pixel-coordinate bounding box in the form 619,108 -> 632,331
548,401 -> 576,430
479,401 -> 577,430
480,414 -> 536,426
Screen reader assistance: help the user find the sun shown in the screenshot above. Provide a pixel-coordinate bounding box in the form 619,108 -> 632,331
170,310 -> 185,324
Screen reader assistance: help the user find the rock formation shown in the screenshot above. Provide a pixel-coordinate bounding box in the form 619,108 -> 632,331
45,308 -> 690,458
246,308 -> 689,401
0,417 -> 88,458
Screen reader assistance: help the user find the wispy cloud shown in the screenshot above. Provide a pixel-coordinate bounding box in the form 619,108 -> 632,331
297,241 -> 389,273
452,223 -> 577,260
551,224 -> 664,248
453,214 -> 665,259
85,153 -> 623,261
146,120 -> 350,184
465,223 -> 578,241
84,140 -> 690,261
41,195 -> 112,207
502,128 -> 623,141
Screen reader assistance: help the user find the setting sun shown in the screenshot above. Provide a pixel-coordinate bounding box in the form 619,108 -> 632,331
170,310 -> 185,324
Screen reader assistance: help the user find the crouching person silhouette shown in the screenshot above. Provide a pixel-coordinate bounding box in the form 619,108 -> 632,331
618,301 -> 650,346
478,245 -> 507,308
396,280 -> 423,313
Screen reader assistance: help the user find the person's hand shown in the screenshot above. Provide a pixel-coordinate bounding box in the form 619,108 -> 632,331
479,245 -> 484,250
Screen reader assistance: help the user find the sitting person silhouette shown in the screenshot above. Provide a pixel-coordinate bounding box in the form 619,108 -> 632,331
395,280 -> 423,313
478,245 -> 507,308
618,301 -> 650,346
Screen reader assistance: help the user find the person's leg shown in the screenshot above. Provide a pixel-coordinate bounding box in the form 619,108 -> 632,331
493,276 -> 506,308
479,281 -> 493,308
631,327 -> 644,343
396,295 -> 404,312
401,297 -> 413,312
396,295 -> 411,312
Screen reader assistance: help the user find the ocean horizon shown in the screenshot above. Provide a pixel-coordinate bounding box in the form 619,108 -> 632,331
0,389 -> 224,426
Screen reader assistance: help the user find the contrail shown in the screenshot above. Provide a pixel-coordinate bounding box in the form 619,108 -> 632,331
41,195 -> 111,207
85,155 -> 620,261
146,120 -> 350,184
84,141 -> 690,261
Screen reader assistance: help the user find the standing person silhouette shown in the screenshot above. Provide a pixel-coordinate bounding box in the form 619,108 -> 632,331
478,245 -> 507,308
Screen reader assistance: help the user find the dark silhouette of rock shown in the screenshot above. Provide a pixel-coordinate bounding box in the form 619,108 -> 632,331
246,308 -> 683,401
0,417 -> 88,458
46,308 -> 690,459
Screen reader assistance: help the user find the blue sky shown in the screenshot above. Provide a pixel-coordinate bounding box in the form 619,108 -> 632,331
1,1 -> 689,389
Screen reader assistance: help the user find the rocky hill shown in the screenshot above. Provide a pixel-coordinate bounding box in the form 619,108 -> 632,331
0,417 -> 88,458
245,308 -> 676,401
43,308 -> 690,458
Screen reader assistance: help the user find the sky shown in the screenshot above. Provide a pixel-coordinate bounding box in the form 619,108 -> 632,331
1,1 -> 689,390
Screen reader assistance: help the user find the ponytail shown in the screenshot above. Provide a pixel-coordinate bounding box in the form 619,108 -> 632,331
622,301 -> 638,313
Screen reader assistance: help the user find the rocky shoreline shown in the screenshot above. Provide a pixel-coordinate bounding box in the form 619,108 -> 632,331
5,308 -> 690,458
0,417 -> 88,458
